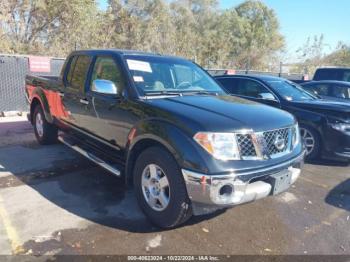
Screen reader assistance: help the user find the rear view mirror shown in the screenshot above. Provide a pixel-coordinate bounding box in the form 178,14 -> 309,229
259,92 -> 276,101
92,79 -> 118,95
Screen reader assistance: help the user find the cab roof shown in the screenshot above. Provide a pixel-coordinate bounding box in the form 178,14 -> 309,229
303,80 -> 350,86
70,49 -> 186,61
215,74 -> 285,82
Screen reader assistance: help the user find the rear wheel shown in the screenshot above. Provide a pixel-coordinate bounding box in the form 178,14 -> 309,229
300,125 -> 321,160
133,146 -> 192,228
33,106 -> 58,145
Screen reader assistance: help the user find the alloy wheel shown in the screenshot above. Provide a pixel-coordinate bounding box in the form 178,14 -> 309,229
300,127 -> 315,156
35,112 -> 44,138
141,164 -> 170,212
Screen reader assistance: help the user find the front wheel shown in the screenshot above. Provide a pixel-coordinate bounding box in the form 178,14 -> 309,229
300,125 -> 321,160
133,146 -> 192,228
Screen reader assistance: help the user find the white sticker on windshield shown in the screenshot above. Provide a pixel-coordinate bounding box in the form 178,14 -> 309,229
127,59 -> 152,73
133,76 -> 144,82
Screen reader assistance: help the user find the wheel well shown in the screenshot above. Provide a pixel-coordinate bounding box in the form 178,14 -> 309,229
300,123 -> 321,137
30,98 -> 41,124
125,138 -> 174,185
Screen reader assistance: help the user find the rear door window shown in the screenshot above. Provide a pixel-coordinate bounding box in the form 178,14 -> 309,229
70,55 -> 92,91
342,71 -> 350,82
216,78 -> 240,94
65,56 -> 78,84
332,85 -> 350,99
306,84 -> 330,96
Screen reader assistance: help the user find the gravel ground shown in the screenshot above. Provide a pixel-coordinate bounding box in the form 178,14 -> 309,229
0,118 -> 349,256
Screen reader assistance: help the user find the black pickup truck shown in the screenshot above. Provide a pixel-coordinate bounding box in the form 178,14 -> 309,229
292,67 -> 350,84
25,49 -> 304,228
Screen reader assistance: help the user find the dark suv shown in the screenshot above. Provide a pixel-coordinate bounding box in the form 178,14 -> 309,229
215,74 -> 350,162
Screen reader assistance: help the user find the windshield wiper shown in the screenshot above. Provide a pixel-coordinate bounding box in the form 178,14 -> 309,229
182,90 -> 219,96
144,90 -> 220,97
144,91 -> 183,97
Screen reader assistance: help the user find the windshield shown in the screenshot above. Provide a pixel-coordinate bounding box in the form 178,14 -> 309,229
124,55 -> 225,95
267,80 -> 317,101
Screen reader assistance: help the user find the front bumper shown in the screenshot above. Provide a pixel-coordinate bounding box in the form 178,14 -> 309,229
323,126 -> 350,160
334,150 -> 350,159
182,151 -> 304,214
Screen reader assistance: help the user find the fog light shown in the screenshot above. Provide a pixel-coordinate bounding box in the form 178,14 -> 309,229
219,184 -> 233,197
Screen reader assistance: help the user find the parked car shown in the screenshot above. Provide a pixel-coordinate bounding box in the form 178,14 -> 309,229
25,49 -> 304,228
301,80 -> 350,102
291,67 -> 350,84
215,74 -> 350,161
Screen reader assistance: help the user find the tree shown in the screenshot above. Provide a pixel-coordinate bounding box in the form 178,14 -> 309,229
46,0 -> 101,57
0,0 -> 287,70
189,0 -> 224,67
0,28 -> 12,53
170,0 -> 233,67
294,34 -> 327,75
230,0 -> 285,70
136,0 -> 176,54
323,42 -> 350,67
104,0 -> 176,54
0,0 -> 57,53
0,0 -> 101,56
170,0 -> 200,60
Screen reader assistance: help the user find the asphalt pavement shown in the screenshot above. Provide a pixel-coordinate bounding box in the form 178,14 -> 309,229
0,117 -> 349,255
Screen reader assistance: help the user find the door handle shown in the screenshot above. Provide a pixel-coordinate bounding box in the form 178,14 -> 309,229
80,98 -> 89,105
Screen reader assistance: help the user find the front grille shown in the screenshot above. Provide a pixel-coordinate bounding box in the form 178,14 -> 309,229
236,127 -> 293,160
263,128 -> 290,155
236,134 -> 257,158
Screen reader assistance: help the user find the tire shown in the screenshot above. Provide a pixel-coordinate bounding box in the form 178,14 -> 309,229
33,105 -> 58,145
300,125 -> 321,160
133,146 -> 192,228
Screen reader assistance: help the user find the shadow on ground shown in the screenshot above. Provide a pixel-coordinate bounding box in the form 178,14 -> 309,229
307,158 -> 349,167
0,144 -> 224,234
325,179 -> 350,212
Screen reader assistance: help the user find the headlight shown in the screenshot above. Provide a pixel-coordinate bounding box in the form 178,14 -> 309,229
194,132 -> 240,160
330,122 -> 350,134
292,123 -> 301,148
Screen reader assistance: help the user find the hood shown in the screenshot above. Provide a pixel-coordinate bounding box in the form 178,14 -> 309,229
145,95 -> 295,133
289,99 -> 350,114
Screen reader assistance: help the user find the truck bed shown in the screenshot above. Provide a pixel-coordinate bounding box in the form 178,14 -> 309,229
26,74 -> 61,90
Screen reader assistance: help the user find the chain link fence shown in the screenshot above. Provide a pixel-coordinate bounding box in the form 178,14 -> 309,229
0,54 -> 64,113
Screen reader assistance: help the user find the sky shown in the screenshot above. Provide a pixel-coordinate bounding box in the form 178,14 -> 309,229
98,0 -> 350,61
222,0 -> 350,61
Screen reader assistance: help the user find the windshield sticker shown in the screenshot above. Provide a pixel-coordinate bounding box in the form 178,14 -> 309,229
127,59 -> 152,73
133,76 -> 144,82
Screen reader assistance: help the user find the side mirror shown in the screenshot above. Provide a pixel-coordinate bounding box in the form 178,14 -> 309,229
259,92 -> 276,101
92,79 -> 118,95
